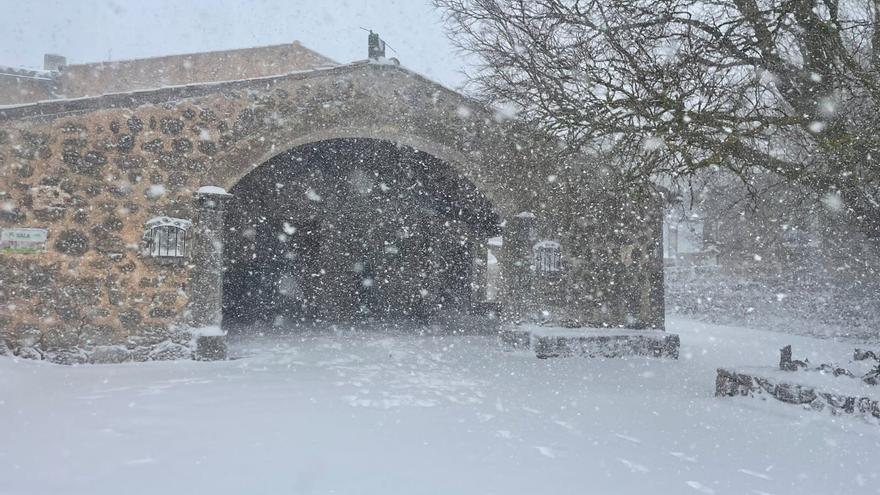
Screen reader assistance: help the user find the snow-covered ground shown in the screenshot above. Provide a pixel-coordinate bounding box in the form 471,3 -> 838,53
1,317 -> 878,495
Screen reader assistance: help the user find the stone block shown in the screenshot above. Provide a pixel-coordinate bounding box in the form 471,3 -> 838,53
89,345 -> 131,364
40,326 -> 81,351
161,117 -> 184,135
152,291 -> 178,306
47,349 -> 89,365
172,138 -> 193,154
194,335 -> 227,361
79,324 -> 115,346
503,325 -> 679,359
14,346 -> 43,360
33,208 -> 66,222
149,307 -> 176,319
116,133 -> 135,152
127,116 -> 144,134
118,309 -> 143,330
139,277 -> 161,288
0,208 -> 26,223
61,138 -> 89,152
141,138 -> 164,153
716,368 -> 880,420
148,340 -> 192,361
94,235 -> 124,254
54,230 -> 90,256
10,324 -> 41,348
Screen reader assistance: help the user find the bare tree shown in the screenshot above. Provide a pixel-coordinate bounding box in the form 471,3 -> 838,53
435,0 -> 880,239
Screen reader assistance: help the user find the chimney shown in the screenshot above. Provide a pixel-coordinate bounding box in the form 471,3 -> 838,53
43,53 -> 66,71
368,31 -> 385,60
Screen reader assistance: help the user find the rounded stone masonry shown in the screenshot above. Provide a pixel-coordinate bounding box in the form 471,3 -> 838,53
54,229 -> 90,255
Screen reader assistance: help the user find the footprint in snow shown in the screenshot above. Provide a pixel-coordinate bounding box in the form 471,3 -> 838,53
614,433 -> 641,444
617,458 -> 649,473
553,419 -> 574,430
738,468 -> 772,480
535,446 -> 556,458
476,413 -> 495,422
685,481 -> 715,494
669,451 -> 697,463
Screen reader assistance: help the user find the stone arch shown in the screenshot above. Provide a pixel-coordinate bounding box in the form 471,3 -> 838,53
215,135 -> 501,328
222,127 -> 486,204
184,64 -> 546,219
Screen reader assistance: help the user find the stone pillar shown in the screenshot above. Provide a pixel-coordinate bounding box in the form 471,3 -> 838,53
471,240 -> 488,305
501,213 -> 536,322
564,189 -> 666,330
189,187 -> 232,360
643,201 -> 666,330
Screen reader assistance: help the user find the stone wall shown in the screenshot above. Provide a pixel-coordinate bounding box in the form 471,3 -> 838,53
0,69 -> 56,106
0,62 -> 666,363
551,187 -> 666,329
716,368 -> 880,419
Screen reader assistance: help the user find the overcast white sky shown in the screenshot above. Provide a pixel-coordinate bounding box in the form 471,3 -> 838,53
0,0 -> 467,89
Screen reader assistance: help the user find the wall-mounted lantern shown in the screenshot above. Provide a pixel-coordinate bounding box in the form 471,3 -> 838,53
143,216 -> 192,259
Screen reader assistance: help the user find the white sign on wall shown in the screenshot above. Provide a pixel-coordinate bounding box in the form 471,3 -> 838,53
0,228 -> 48,254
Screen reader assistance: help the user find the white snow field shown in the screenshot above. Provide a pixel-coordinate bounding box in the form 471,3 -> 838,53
1,317 -> 878,495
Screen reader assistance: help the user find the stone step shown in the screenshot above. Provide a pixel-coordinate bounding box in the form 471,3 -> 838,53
501,326 -> 680,359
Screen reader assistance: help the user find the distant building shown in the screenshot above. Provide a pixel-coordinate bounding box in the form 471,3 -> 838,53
663,212 -> 718,267
0,42 -> 336,105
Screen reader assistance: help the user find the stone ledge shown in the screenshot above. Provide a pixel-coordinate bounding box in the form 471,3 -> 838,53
715,368 -> 880,420
501,326 -> 680,359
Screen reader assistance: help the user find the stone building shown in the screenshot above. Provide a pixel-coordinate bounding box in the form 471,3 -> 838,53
0,42 -> 336,106
0,39 -> 666,363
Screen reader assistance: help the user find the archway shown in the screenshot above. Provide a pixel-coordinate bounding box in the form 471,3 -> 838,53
220,138 -> 501,331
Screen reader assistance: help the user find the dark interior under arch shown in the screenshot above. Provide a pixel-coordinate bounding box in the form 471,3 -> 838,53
221,137 -> 500,330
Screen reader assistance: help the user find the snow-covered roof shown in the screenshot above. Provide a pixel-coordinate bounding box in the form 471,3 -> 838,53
146,216 -> 192,230
0,66 -> 56,80
197,185 -> 230,196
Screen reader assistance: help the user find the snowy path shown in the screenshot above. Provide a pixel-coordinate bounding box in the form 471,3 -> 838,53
1,318 -> 878,495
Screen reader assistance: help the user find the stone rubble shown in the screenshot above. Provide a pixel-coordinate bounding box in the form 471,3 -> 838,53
715,367 -> 880,420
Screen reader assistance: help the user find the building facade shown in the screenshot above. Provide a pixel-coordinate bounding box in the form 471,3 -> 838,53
0,41 -> 665,363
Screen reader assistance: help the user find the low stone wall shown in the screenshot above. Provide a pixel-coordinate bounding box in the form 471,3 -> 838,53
666,266 -> 880,340
715,368 -> 880,419
502,326 -> 680,359
0,324 -> 195,364
0,324 -> 226,364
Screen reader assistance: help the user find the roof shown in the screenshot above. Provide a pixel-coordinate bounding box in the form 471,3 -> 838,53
0,66 -> 55,81
0,41 -> 338,106
63,41 -> 337,69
